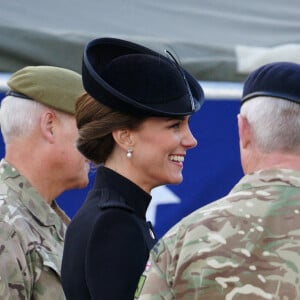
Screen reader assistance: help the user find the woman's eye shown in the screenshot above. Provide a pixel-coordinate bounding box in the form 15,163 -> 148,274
170,122 -> 180,129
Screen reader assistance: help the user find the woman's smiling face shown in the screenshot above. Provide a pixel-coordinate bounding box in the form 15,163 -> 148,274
127,115 -> 197,192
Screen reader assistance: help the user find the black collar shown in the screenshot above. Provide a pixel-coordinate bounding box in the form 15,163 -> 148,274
93,166 -> 152,219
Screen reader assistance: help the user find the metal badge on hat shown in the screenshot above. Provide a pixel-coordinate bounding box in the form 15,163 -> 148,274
165,50 -> 195,111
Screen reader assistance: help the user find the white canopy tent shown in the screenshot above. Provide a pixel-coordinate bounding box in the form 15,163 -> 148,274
1,0 -> 300,83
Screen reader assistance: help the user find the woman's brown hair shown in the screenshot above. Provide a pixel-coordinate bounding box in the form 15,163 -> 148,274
76,93 -> 146,164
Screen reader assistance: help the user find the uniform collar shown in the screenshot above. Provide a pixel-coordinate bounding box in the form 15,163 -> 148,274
0,159 -> 67,240
93,166 -> 152,219
231,168 -> 300,193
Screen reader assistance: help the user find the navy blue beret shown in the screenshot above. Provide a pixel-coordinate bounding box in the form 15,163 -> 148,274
242,62 -> 300,105
82,37 -> 204,117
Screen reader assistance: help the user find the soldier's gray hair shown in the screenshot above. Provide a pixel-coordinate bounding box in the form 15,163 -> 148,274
0,95 -> 65,144
240,96 -> 300,154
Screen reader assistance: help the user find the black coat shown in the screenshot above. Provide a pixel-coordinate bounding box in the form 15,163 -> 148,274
61,167 -> 157,300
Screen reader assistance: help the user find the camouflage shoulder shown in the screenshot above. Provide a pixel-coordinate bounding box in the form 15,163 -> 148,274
0,221 -> 17,241
150,214 -> 196,262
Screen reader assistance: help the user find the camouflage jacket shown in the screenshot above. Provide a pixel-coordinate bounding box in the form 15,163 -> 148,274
136,169 -> 300,300
0,159 -> 69,300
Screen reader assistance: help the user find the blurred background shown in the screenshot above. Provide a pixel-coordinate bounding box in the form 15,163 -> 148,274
1,0 -> 299,238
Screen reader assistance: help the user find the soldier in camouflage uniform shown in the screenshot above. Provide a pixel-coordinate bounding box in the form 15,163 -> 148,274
135,62 -> 300,299
0,66 -> 90,299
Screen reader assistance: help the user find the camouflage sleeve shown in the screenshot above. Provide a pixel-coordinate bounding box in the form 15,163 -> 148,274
0,222 -> 66,300
0,222 -> 32,299
135,239 -> 174,300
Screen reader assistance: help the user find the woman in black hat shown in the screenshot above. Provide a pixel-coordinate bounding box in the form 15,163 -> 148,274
61,37 -> 205,300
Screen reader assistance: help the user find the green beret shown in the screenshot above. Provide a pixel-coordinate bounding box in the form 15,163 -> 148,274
7,66 -> 84,114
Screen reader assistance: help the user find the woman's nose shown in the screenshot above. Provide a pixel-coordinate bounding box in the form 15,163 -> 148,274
182,126 -> 197,149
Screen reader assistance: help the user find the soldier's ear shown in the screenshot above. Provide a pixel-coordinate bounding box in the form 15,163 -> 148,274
40,110 -> 56,143
238,114 -> 251,149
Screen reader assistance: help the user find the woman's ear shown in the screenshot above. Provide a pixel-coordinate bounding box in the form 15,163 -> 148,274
40,111 -> 56,143
112,128 -> 133,150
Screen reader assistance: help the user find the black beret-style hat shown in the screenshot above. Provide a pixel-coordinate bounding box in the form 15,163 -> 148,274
82,37 -> 204,117
242,61 -> 300,105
